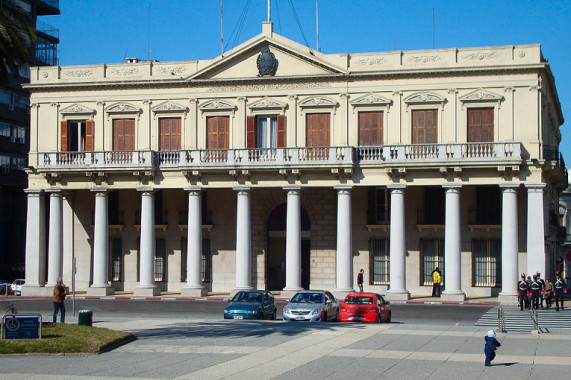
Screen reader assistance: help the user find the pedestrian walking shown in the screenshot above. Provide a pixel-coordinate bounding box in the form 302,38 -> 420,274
543,279 -> 553,309
530,274 -> 541,310
484,330 -> 501,367
536,272 -> 546,308
52,277 -> 66,323
357,269 -> 364,292
431,267 -> 442,297
517,274 -> 528,311
554,272 -> 567,311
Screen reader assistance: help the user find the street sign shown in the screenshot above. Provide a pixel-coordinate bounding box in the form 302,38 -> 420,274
1,313 -> 42,339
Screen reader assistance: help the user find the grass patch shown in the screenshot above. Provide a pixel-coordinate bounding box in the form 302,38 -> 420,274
0,323 -> 134,354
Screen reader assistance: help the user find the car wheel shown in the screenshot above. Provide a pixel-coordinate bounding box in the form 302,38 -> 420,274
387,311 -> 392,323
334,309 -> 339,322
376,314 -> 381,323
271,309 -> 276,320
322,312 -> 328,322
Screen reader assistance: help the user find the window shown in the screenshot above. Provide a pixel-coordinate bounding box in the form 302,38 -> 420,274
247,115 -> 286,149
472,186 -> 501,224
112,118 -> 135,150
108,192 -> 121,225
159,117 -> 181,150
306,113 -> 330,147
412,109 -> 438,144
110,238 -> 122,282
155,239 -> 166,282
370,238 -> 390,285
358,111 -> 383,146
368,187 -> 390,224
472,238 -> 501,287
180,238 -> 212,282
61,120 -> 93,152
467,108 -> 494,142
206,116 -> 229,161
420,238 -> 445,285
421,187 -> 445,224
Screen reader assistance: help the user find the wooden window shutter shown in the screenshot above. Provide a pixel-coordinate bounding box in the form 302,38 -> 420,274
60,120 -> 68,151
85,120 -> 94,151
247,116 -> 256,148
277,115 -> 286,147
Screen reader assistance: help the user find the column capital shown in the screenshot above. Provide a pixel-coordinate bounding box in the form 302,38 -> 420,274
184,186 -> 202,193
46,188 -> 62,194
90,187 -> 108,194
24,189 -> 43,196
283,186 -> 302,191
500,184 -> 520,189
334,185 -> 352,194
137,186 -> 155,193
525,184 -> 546,191
443,184 -> 462,190
233,187 -> 251,194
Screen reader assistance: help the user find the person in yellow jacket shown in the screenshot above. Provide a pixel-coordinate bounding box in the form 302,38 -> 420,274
431,267 -> 442,297
52,278 -> 67,323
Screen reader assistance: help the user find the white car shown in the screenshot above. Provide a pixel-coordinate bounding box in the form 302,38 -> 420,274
11,279 -> 25,296
282,290 -> 339,322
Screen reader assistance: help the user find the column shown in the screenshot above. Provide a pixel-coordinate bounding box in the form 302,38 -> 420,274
442,186 -> 465,301
46,190 -> 63,287
182,187 -> 206,296
89,189 -> 114,296
386,186 -> 410,301
234,187 -> 252,293
335,186 -> 353,293
283,186 -> 302,296
22,190 -> 46,296
526,184 -> 546,276
135,189 -> 159,296
499,185 -> 519,303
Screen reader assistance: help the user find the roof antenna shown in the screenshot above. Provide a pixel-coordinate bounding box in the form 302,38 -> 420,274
316,0 -> 319,52
220,0 -> 224,55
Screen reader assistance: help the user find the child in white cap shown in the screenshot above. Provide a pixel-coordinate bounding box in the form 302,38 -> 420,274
484,330 -> 501,366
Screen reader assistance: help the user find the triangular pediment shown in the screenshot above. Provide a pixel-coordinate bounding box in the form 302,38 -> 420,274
299,96 -> 338,108
459,88 -> 504,102
404,92 -> 446,104
248,97 -> 287,110
151,101 -> 188,113
105,102 -> 142,114
60,104 -> 96,115
351,93 -> 392,106
198,99 -> 236,111
189,33 -> 348,81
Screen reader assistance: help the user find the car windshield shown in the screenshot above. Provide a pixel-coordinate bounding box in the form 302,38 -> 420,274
345,297 -> 373,305
291,292 -> 323,304
232,291 -> 263,303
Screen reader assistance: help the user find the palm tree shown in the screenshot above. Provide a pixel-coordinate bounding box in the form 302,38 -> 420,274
0,0 -> 37,86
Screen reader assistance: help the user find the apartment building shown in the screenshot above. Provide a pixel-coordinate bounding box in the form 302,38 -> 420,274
22,22 -> 566,302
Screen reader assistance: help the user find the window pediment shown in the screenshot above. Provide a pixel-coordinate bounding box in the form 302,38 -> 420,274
351,93 -> 392,107
60,104 -> 96,116
105,102 -> 142,114
151,101 -> 188,113
299,96 -> 337,108
459,88 -> 503,103
199,99 -> 236,111
404,92 -> 446,104
248,97 -> 287,111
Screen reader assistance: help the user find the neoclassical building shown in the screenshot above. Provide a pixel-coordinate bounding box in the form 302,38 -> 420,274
22,22 -> 567,302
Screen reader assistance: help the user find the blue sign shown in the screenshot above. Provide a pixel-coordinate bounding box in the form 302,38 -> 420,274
4,316 -> 40,339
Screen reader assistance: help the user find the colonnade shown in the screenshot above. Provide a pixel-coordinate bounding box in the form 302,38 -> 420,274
22,184 -> 547,301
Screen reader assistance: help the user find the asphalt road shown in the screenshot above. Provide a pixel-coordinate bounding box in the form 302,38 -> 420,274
1,298 -> 491,326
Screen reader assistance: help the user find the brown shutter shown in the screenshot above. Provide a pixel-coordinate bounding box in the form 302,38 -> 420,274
85,120 -> 94,151
277,115 -> 286,147
60,120 -> 68,151
247,116 -> 256,148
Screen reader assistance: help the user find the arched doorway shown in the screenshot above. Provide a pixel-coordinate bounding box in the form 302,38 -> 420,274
266,203 -> 311,290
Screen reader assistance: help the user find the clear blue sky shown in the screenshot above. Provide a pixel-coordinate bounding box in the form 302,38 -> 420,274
44,0 -> 571,165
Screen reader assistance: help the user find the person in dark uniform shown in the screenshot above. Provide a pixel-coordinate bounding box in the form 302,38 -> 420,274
530,274 -> 541,310
536,272 -> 546,309
554,272 -> 567,311
525,276 -> 532,309
357,269 -> 364,292
518,274 -> 529,311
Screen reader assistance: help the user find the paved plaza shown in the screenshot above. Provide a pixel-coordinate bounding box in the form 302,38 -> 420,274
1,312 -> 570,380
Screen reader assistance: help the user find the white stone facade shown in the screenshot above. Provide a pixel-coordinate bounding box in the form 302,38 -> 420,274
22,23 -> 566,302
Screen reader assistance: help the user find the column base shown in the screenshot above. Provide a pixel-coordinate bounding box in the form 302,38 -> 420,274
87,286 -> 114,297
181,287 -> 208,297
21,285 -> 50,297
134,286 -> 160,297
385,290 -> 410,301
441,291 -> 466,302
498,293 -> 519,305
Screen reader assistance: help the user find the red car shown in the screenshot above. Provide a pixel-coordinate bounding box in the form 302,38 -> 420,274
339,292 -> 391,323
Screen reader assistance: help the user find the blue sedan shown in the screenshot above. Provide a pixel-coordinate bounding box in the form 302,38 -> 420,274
224,290 -> 277,320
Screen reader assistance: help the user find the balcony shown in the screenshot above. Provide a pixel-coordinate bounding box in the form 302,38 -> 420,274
35,142 -> 522,175
36,0 -> 60,16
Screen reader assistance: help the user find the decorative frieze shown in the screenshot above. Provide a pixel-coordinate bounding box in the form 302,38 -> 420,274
60,104 -> 96,116
407,54 -> 441,63
62,69 -> 94,78
248,97 -> 287,111
107,67 -> 139,76
152,101 -> 188,113
459,52 -> 499,61
298,96 -> 337,108
459,88 -> 503,103
198,99 -> 236,111
207,82 -> 329,92
403,92 -> 446,104
154,66 -> 186,75
105,102 -> 142,114
350,93 -> 392,106
352,56 -> 387,66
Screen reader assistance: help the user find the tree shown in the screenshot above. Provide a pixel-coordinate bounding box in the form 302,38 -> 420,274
0,0 -> 37,86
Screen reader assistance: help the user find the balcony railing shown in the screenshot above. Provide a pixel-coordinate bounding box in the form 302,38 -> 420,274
37,143 -> 521,172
